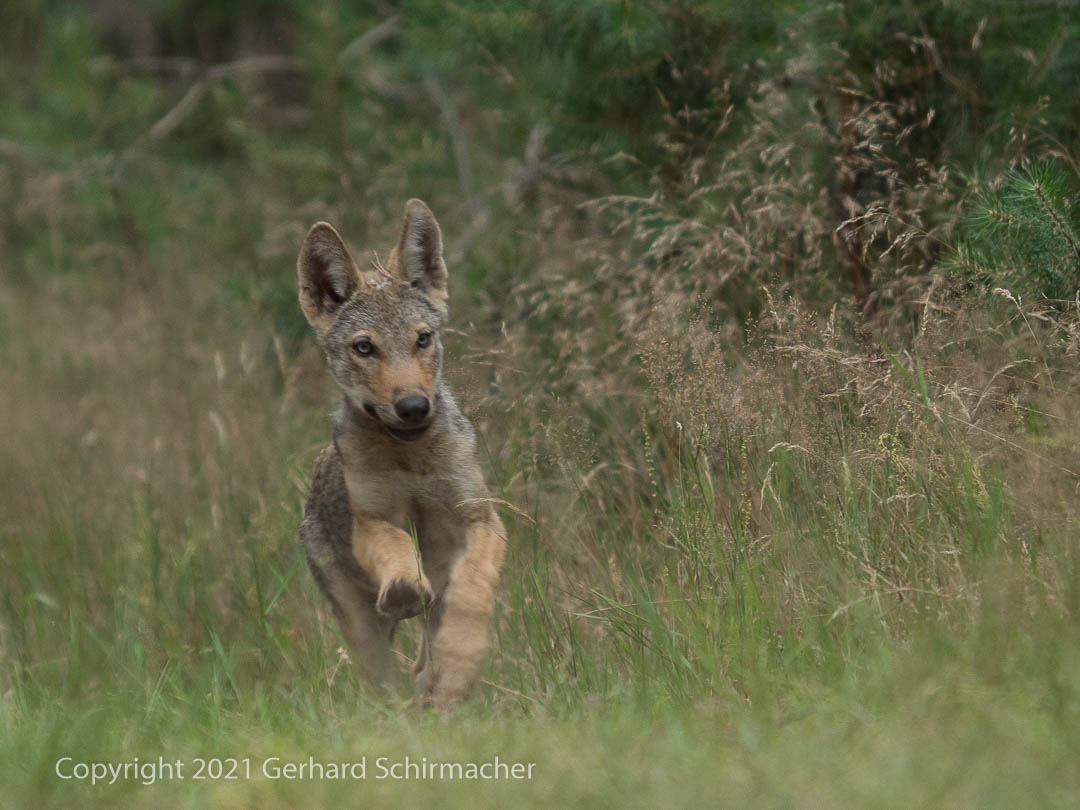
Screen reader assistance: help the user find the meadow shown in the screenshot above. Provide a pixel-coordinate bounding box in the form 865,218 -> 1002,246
2,2 -> 1080,807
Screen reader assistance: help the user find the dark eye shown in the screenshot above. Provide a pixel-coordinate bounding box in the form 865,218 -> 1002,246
353,338 -> 375,356
417,331 -> 432,349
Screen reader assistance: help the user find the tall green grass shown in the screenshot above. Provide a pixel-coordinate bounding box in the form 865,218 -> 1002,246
3,246 -> 1080,806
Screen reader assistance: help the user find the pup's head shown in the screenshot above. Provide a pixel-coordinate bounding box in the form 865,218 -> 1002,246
298,199 -> 449,442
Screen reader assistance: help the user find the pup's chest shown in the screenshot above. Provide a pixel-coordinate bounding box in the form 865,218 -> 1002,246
346,466 -> 462,534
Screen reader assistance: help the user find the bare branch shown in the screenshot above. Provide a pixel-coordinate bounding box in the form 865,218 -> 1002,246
207,55 -> 304,80
148,80 -> 208,141
424,75 -> 475,210
338,15 -> 400,64
447,125 -> 551,264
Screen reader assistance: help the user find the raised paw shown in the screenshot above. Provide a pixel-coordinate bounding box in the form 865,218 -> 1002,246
376,577 -> 433,620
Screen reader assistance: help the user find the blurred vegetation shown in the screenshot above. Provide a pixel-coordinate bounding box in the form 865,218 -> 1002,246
3,1 -> 1080,807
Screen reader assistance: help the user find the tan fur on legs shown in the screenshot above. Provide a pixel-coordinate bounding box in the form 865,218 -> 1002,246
351,517 -> 433,621
418,517 -> 506,708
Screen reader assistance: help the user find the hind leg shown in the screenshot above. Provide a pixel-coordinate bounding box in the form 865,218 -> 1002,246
316,566 -> 396,691
301,446 -> 398,691
413,596 -> 445,698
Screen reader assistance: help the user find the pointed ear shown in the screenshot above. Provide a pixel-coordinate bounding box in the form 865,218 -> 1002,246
396,199 -> 448,313
297,222 -> 360,331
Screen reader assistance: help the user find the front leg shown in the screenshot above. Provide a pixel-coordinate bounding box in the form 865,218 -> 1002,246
352,516 -> 434,621
418,515 -> 506,708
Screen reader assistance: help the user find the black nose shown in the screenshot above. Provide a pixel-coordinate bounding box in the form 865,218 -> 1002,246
393,395 -> 430,425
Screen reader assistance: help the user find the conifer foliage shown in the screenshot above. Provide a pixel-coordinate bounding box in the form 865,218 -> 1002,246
953,162 -> 1080,302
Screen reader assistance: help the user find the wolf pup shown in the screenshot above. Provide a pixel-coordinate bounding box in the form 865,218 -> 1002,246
297,200 -> 506,708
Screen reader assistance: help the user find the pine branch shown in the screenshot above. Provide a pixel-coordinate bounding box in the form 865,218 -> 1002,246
949,160 -> 1080,302
1032,181 -> 1080,262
